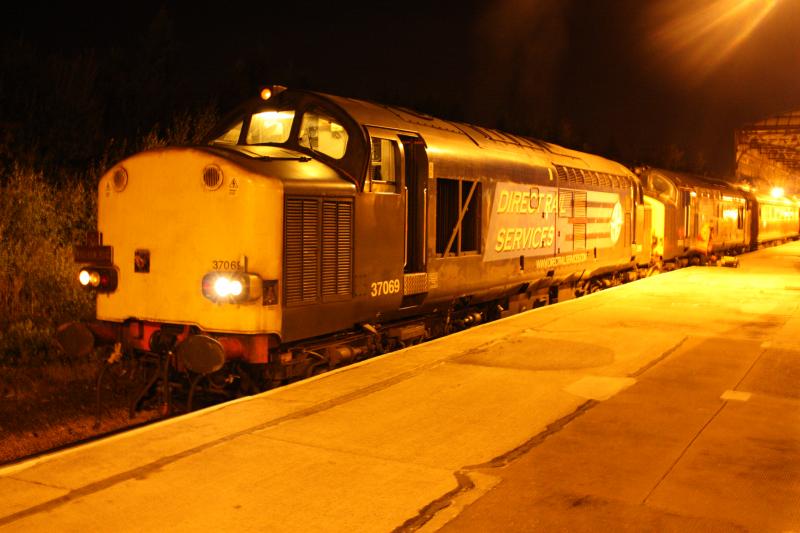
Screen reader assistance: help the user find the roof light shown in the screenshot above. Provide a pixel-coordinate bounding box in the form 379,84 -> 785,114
771,187 -> 784,198
259,85 -> 287,101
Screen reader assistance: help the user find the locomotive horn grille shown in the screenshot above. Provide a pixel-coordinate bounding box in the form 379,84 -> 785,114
112,167 -> 128,192
203,165 -> 223,190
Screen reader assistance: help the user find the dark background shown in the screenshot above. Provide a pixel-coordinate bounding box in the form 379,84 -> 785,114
2,0 -> 799,180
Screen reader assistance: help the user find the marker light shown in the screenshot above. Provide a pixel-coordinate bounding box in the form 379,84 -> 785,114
79,269 -> 97,286
202,272 -> 263,303
260,87 -> 272,100
78,267 -> 118,292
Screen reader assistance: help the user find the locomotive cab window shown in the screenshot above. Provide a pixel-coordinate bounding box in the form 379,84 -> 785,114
648,174 -> 677,205
368,138 -> 400,193
246,110 -> 295,144
215,121 -> 243,145
298,111 -> 349,159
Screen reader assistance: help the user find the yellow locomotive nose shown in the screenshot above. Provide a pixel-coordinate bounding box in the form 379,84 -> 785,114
94,147 -> 283,334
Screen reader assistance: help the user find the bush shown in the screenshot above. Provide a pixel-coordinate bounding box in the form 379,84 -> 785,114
0,168 -> 96,365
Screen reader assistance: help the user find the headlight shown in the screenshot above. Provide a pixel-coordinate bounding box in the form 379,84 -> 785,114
78,267 -> 118,292
202,272 -> 263,303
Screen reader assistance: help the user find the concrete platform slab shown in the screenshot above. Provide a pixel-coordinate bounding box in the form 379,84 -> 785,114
2,241 -> 799,532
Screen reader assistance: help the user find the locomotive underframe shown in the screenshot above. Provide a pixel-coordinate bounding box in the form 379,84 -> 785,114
80,258 -> 660,419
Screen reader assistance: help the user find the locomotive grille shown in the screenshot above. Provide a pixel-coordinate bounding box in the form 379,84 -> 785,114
321,200 -> 353,298
284,198 -> 320,305
574,191 -> 587,218
560,190 -> 574,217
203,165 -> 223,190
554,165 -> 630,190
284,197 -> 353,306
573,224 -> 587,249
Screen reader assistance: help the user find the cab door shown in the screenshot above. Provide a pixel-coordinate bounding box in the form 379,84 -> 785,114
399,135 -> 427,275
364,128 -> 429,307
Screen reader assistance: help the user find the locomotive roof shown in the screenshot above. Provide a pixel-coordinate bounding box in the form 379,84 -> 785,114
317,90 -> 634,178
205,87 -> 637,190
641,167 -> 745,196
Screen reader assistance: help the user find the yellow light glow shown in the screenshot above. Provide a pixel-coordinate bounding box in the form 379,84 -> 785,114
645,0 -> 778,81
229,279 -> 243,297
213,276 -> 243,298
723,208 -> 739,220
214,277 -> 232,297
771,187 -> 784,198
260,87 -> 272,100
79,269 -> 100,287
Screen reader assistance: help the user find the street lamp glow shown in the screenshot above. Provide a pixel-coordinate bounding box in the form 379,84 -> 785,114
770,187 -> 784,198
646,0 -> 779,81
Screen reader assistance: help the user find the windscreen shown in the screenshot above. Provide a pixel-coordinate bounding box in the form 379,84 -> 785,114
245,110 -> 295,144
210,109 -> 296,146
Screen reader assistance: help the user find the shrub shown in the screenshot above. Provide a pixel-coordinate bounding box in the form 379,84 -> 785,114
0,168 -> 96,365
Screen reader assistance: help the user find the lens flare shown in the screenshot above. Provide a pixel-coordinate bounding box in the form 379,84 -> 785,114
644,0 -> 779,81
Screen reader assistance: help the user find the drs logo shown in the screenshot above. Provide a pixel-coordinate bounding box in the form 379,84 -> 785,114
370,279 -> 400,297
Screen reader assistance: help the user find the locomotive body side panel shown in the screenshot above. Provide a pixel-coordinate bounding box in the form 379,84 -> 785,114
279,188 -> 406,343
755,195 -> 800,244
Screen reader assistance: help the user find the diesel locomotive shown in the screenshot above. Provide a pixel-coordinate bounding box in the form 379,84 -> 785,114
639,166 -> 799,270
59,86 -> 800,410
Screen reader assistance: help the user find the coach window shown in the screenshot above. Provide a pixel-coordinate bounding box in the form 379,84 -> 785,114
368,138 -> 400,193
298,111 -> 348,159
436,177 -> 481,256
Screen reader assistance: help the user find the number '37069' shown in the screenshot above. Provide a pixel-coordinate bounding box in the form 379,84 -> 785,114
370,279 -> 400,297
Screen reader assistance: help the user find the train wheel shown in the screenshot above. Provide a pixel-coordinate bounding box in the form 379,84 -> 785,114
587,281 -> 603,294
646,265 -> 661,277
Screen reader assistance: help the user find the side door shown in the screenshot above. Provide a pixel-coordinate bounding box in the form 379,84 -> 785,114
364,128 -> 430,307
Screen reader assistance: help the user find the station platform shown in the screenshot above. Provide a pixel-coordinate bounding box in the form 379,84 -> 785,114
1,242 -> 799,532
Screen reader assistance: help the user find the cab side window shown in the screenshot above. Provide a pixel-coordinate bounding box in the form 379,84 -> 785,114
369,138 -> 400,193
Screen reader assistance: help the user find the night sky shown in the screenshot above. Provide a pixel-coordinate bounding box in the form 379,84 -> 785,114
4,0 -> 799,176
